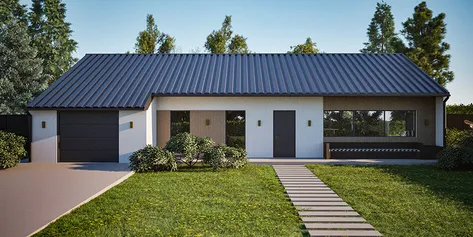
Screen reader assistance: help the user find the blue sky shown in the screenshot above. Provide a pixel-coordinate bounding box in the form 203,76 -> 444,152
20,0 -> 472,104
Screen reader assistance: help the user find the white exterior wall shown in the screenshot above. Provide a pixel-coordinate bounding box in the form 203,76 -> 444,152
153,97 -> 324,158
30,110 -> 58,162
435,97 -> 445,147
119,110 -> 153,163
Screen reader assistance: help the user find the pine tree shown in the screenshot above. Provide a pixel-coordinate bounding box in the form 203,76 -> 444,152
204,15 -> 249,53
361,1 -> 404,53
0,0 -> 27,24
401,1 -> 453,87
288,37 -> 319,54
135,14 -> 175,54
28,0 -> 78,84
0,20 -> 50,114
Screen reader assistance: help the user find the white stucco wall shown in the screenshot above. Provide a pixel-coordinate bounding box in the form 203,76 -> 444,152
30,110 -> 58,162
119,110 -> 151,163
435,97 -> 445,147
153,97 -> 324,158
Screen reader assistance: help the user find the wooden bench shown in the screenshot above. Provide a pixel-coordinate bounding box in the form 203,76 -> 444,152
324,142 -> 422,159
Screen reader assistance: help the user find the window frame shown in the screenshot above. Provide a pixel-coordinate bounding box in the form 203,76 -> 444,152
323,110 -> 417,138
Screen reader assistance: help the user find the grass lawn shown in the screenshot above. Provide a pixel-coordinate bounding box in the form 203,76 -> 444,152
35,165 -> 303,237
306,165 -> 473,236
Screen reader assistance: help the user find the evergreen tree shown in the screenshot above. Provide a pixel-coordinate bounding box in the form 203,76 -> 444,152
0,0 -> 27,24
288,37 -> 319,54
135,14 -> 175,54
361,1 -> 404,53
28,0 -> 78,84
0,20 -> 50,114
204,15 -> 249,53
401,1 -> 453,87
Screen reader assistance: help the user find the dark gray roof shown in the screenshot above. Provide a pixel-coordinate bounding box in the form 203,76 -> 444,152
27,53 -> 449,109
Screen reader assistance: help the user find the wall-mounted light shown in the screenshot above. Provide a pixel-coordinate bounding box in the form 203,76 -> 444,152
130,121 -> 134,128
258,120 -> 261,127
424,119 -> 429,126
205,119 -> 210,126
41,121 -> 46,128
308,120 -> 312,127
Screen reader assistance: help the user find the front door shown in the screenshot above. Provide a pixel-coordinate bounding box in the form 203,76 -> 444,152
273,111 -> 296,157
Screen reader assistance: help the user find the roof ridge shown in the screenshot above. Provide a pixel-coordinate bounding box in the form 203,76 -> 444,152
84,53 -> 407,56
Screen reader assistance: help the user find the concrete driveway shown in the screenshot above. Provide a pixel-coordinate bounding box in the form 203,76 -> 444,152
0,163 -> 133,237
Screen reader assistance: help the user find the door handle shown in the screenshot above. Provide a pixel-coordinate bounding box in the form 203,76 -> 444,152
275,136 -> 279,140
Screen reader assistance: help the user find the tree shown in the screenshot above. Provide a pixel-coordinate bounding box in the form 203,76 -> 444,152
28,0 -> 78,84
361,1 -> 404,53
401,1 -> 453,87
288,37 -> 319,54
0,0 -> 27,24
204,15 -> 249,53
135,14 -> 175,54
0,20 -> 50,114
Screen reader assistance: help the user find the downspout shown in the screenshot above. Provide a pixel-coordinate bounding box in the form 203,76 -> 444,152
26,111 -> 32,162
443,96 -> 450,148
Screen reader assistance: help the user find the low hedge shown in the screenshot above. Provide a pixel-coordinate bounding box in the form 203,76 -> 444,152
203,144 -> 248,171
129,145 -> 176,172
0,131 -> 27,169
438,129 -> 473,170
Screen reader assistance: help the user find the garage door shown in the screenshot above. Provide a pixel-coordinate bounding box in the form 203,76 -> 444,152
59,111 -> 118,162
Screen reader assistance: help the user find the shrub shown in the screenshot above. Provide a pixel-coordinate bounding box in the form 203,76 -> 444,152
203,144 -> 248,171
0,131 -> 27,169
129,145 -> 176,172
226,136 -> 245,149
165,133 -> 215,166
446,128 -> 473,148
447,103 -> 473,115
437,147 -> 473,171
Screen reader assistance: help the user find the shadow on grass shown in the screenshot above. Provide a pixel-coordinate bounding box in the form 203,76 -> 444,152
378,165 -> 473,209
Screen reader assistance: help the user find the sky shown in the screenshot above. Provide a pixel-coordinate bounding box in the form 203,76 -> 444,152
20,0 -> 473,105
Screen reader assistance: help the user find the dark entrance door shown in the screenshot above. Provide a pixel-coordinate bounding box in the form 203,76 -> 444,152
59,111 -> 118,162
273,111 -> 296,157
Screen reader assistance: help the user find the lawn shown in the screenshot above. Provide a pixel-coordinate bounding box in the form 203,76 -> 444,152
35,165 -> 303,237
306,165 -> 473,236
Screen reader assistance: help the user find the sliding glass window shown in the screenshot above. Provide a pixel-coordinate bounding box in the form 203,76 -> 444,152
324,110 -> 416,137
170,111 -> 190,137
226,111 -> 245,148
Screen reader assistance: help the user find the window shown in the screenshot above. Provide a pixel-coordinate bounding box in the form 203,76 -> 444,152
323,111 -> 353,136
171,111 -> 190,137
226,111 -> 245,148
385,111 -> 416,137
324,110 -> 416,137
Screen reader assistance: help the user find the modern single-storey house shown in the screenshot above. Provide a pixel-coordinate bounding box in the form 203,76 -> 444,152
27,53 -> 449,163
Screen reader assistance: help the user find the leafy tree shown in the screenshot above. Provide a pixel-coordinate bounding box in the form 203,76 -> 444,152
288,37 -> 319,54
135,14 -> 175,54
28,0 -> 78,84
361,1 -> 404,53
0,20 -> 50,114
447,104 -> 473,115
0,0 -> 27,24
204,15 -> 249,53
401,1 -> 453,87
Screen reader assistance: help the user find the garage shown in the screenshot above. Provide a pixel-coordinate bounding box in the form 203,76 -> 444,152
58,111 -> 118,162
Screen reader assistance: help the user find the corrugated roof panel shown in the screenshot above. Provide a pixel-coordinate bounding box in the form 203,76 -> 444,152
27,53 -> 450,109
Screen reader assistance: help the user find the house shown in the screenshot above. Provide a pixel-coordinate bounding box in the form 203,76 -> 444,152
27,53 -> 450,163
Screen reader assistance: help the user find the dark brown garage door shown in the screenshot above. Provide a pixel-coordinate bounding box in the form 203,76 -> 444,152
59,111 -> 118,162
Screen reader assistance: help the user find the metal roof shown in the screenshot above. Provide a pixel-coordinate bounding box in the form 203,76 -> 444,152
27,53 -> 450,109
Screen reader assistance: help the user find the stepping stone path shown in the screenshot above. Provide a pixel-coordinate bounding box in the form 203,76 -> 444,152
273,165 -> 382,237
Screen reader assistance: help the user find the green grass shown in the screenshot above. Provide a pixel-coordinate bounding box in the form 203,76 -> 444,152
306,165 -> 473,236
35,165 -> 303,237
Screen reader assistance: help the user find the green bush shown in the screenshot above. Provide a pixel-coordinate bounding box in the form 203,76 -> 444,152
226,136 -> 245,149
203,144 -> 248,171
165,133 -> 215,166
437,147 -> 473,170
129,145 -> 176,172
447,103 -> 473,115
0,131 -> 27,169
446,129 -> 473,148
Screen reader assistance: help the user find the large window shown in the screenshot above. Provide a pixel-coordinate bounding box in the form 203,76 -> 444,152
324,110 -> 416,137
171,111 -> 190,137
226,111 -> 245,148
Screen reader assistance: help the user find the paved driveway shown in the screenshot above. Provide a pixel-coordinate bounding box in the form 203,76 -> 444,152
0,163 -> 133,237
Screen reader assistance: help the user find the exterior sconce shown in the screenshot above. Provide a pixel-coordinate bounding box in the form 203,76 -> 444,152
308,120 -> 312,127
130,121 -> 134,128
424,119 -> 428,126
205,119 -> 210,126
42,121 -> 46,128
258,120 -> 261,126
